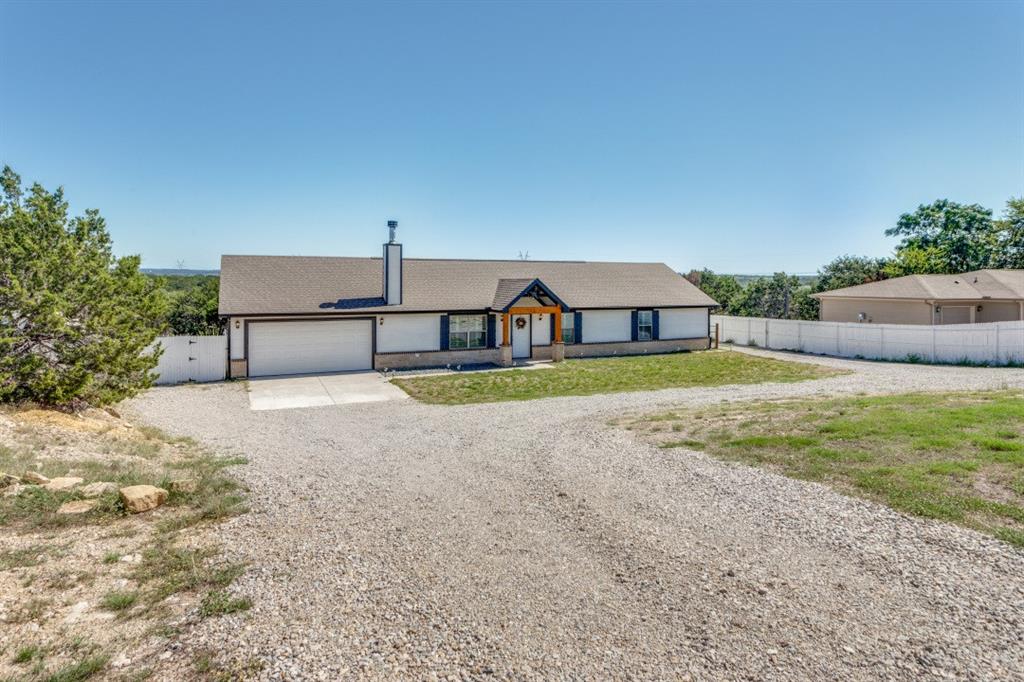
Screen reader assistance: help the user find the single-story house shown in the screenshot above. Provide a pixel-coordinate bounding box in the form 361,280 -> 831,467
218,224 -> 718,377
813,269 -> 1024,325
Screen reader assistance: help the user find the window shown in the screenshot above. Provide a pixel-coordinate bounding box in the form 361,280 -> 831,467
637,310 -> 653,341
449,315 -> 487,349
561,314 -> 575,344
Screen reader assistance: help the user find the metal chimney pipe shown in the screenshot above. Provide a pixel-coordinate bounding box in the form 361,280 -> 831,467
387,219 -> 397,244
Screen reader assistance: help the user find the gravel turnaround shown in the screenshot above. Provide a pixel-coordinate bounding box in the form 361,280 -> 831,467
126,350 -> 1024,681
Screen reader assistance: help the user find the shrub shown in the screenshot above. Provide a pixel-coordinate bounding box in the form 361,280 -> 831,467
0,166 -> 168,407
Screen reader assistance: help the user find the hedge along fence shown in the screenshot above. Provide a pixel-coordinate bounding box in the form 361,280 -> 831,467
711,315 -> 1024,366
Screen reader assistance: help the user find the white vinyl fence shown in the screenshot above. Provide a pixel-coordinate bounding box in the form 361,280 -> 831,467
151,335 -> 227,385
711,315 -> 1024,366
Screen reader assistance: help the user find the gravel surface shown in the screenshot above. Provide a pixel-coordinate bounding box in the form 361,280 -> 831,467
126,349 -> 1024,680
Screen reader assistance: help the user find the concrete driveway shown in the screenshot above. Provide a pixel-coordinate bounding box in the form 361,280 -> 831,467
246,371 -> 408,410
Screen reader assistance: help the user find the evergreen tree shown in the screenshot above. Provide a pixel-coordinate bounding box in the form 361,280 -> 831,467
0,166 -> 169,407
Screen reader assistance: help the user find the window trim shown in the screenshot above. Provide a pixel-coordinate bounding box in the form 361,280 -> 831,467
561,315 -> 575,344
637,310 -> 653,342
448,314 -> 488,350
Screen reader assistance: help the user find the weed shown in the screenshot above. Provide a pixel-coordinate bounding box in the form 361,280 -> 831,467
14,644 -> 43,664
199,590 -> 253,618
44,654 -> 109,682
100,590 -> 137,612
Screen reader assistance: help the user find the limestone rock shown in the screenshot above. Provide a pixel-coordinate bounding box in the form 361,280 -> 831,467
169,478 -> 198,494
119,485 -> 168,513
22,471 -> 50,485
80,481 -> 119,498
44,477 -> 84,492
57,499 -> 98,514
3,483 -> 38,497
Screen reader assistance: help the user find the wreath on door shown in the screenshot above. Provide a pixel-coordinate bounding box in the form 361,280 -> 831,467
515,317 -> 527,330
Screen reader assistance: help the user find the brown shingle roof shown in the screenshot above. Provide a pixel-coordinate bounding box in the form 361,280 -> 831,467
813,269 -> 1024,301
491,278 -> 538,310
218,255 -> 717,315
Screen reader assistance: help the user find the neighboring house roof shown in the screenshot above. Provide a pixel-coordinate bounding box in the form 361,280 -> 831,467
219,255 -> 718,315
812,269 -> 1024,301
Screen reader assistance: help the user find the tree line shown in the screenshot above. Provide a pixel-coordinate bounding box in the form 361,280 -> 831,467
689,198 -> 1023,320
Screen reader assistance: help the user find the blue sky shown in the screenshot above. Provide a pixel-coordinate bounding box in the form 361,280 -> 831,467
2,1 -> 1021,273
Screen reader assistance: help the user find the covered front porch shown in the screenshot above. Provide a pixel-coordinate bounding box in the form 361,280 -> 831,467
491,278 -> 569,367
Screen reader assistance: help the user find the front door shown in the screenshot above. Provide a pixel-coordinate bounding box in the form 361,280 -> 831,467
511,314 -> 531,359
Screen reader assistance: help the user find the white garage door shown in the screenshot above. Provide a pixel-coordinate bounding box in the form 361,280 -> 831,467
248,320 -> 373,377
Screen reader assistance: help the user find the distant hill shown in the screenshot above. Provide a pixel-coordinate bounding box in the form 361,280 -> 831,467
142,268 -> 219,276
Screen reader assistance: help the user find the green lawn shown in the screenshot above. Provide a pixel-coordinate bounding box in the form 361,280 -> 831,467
391,349 -> 842,405
628,391 -> 1024,548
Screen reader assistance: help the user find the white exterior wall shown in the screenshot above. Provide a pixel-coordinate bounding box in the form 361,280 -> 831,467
582,310 -> 631,343
658,308 -> 707,339
229,317 -> 245,360
377,313 -> 441,353
531,314 -> 550,345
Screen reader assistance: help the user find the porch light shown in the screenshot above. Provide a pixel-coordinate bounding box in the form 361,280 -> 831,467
234,319 -> 240,329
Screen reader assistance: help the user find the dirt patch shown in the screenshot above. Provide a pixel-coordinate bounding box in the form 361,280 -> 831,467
0,406 -> 248,681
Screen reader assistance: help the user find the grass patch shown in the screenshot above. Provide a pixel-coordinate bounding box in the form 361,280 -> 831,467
0,544 -> 52,570
630,391 -> 1024,548
393,349 -> 843,405
100,589 -> 137,612
130,538 -> 247,616
102,551 -> 120,564
43,654 -> 109,682
14,644 -> 43,664
199,590 -> 253,618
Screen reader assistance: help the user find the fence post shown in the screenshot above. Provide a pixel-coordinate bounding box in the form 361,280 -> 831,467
714,323 -> 720,349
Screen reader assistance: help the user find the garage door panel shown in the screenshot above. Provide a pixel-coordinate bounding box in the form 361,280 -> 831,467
248,320 -> 373,377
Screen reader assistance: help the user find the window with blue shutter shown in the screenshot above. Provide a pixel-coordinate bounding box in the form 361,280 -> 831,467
574,311 -> 582,344
631,310 -> 639,341
637,310 -> 653,341
486,315 -> 496,348
439,314 -> 450,350
652,310 -> 660,340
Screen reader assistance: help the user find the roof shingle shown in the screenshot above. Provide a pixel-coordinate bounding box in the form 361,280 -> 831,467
218,256 -> 717,315
813,269 -> 1024,301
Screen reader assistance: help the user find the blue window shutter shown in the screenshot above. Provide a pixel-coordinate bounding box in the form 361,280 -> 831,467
440,314 -> 449,350
574,311 -> 582,344
486,314 -> 496,348
631,310 -> 639,341
652,310 -> 660,340
549,314 -> 555,340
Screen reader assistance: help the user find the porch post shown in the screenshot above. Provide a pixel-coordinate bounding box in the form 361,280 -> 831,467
499,312 -> 513,367
551,309 -> 565,362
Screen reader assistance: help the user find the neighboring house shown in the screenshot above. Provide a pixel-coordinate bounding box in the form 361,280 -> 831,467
813,269 -> 1024,325
218,224 -> 718,377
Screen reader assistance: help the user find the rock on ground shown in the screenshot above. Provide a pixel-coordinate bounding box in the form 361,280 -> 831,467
119,485 -> 168,513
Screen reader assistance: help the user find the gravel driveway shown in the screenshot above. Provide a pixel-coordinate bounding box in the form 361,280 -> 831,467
126,350 -> 1024,680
